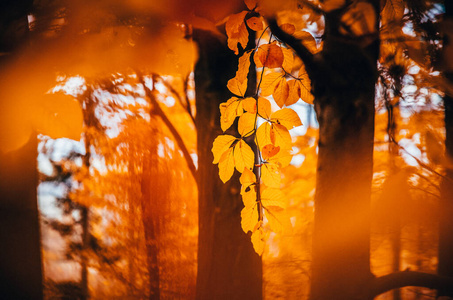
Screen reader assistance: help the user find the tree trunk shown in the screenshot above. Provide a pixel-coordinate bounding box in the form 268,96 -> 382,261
0,134 -> 43,299
309,8 -> 380,300
194,30 -> 262,300
0,1 -> 43,298
438,0 -> 453,297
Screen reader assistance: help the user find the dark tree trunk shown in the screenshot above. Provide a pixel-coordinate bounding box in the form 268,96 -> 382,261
438,0 -> 453,297
0,1 -> 43,299
193,30 -> 262,300
309,6 -> 380,300
0,134 -> 43,300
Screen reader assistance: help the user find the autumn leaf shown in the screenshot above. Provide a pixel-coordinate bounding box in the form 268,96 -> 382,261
227,77 -> 248,97
251,227 -> 265,255
255,42 -> 284,68
256,122 -> 272,150
246,17 -> 263,31
271,123 -> 292,149
212,134 -> 237,163
233,139 -> 255,173
261,162 -> 281,188
240,167 -> 256,187
242,97 -> 257,113
257,97 -> 272,119
294,31 -> 319,54
241,204 -> 259,233
262,144 -> 280,160
297,64 -> 314,104
281,48 -> 294,72
242,188 -> 257,208
226,11 -> 249,54
261,188 -> 286,210
220,97 -> 242,131
218,147 -> 235,183
236,51 -> 253,84
238,112 -> 256,137
280,23 -> 296,35
265,207 -> 291,234
273,77 -> 289,108
268,148 -> 292,167
240,168 -> 257,208
260,72 -> 284,96
271,108 -> 302,129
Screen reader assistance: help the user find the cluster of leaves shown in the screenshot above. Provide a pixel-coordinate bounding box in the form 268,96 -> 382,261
212,0 -> 315,255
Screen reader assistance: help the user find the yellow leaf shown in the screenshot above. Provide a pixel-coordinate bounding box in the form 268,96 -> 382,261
273,77 -> 289,108
265,207 -> 291,234
257,97 -> 272,119
298,64 -> 314,104
218,147 -> 235,183
256,122 -> 272,150
236,51 -> 252,83
238,112 -> 256,137
271,123 -> 292,149
255,42 -> 284,68
241,204 -> 259,233
242,97 -> 257,113
260,72 -> 283,96
227,77 -> 248,97
220,97 -> 242,131
287,80 -> 302,106
242,187 -> 257,208
251,227 -> 265,255
281,48 -> 294,72
212,134 -> 237,163
261,188 -> 286,209
233,140 -> 255,173
271,108 -> 302,129
240,167 -> 256,187
261,144 -> 280,160
268,148 -> 292,168
261,162 -> 281,188
246,17 -> 263,31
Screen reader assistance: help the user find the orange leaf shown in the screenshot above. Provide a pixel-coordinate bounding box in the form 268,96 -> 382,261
226,11 -> 249,54
257,97 -> 272,119
246,17 -> 263,31
280,23 -> 296,35
255,42 -> 284,68
244,0 -> 257,10
273,77 -> 289,108
227,77 -> 248,97
262,144 -> 280,160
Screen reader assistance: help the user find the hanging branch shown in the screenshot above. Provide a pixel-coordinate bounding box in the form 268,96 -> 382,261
154,74 -> 196,125
137,72 -> 197,180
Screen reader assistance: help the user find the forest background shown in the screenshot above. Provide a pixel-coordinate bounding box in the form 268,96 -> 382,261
1,0 -> 453,299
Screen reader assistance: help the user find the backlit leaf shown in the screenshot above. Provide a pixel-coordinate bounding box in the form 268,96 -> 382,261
281,48 -> 294,72
219,147 -> 235,183
246,17 -> 263,31
256,122 -> 272,150
236,51 -> 252,84
251,227 -> 265,255
242,187 -> 257,208
212,134 -> 237,163
280,23 -> 296,35
261,188 -> 286,209
242,97 -> 257,113
255,42 -> 284,68
273,77 -> 289,108
268,148 -> 292,167
261,162 -> 281,188
257,97 -> 272,119
271,123 -> 292,149
227,77 -> 248,97
241,204 -> 259,233
298,64 -> 314,104
240,167 -> 256,187
271,108 -> 302,129
260,72 -> 284,96
245,0 -> 257,10
265,208 -> 291,234
238,112 -> 256,137
226,11 -> 249,54
233,139 -> 255,173
262,144 -> 280,160
220,97 -> 242,131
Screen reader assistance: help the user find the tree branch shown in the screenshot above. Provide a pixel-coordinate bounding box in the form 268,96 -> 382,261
371,271 -> 453,298
266,18 -> 317,79
137,73 -> 197,180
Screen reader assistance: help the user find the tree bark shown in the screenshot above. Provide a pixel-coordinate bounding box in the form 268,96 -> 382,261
308,6 -> 380,300
0,134 -> 43,299
193,30 -> 262,300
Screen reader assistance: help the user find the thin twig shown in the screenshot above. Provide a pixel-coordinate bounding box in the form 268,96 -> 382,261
137,72 -> 197,180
